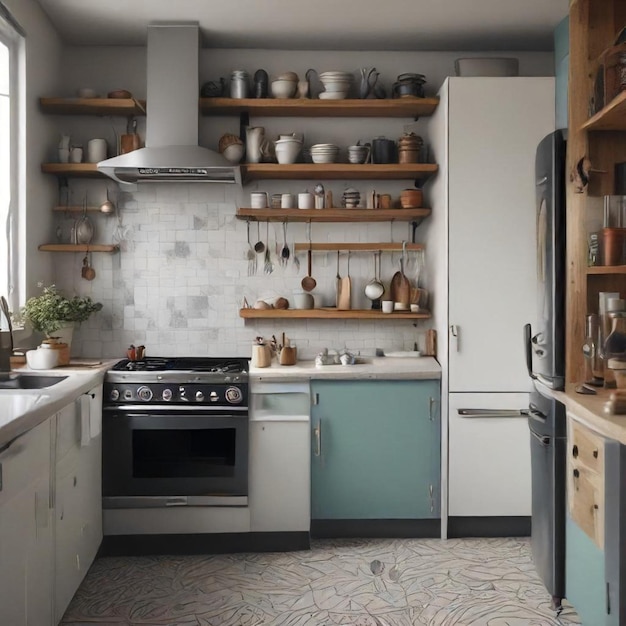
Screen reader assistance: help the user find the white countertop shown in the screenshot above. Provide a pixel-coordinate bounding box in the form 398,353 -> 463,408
250,356 -> 441,382
0,360 -> 117,448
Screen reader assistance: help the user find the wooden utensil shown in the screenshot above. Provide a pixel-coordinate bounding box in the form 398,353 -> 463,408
335,250 -> 341,307
337,251 -> 351,310
301,223 -> 316,291
396,244 -> 411,307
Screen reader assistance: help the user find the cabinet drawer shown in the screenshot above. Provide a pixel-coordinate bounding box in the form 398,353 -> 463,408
567,456 -> 604,549
568,417 -> 604,477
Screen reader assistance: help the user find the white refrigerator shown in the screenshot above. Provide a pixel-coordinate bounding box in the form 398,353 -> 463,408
424,77 -> 556,536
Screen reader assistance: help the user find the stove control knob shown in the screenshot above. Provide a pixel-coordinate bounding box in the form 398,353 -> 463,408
137,386 -> 153,402
195,391 -> 205,402
210,391 -> 219,402
225,386 -> 243,404
162,388 -> 173,402
179,386 -> 189,402
123,389 -> 133,401
109,388 -> 120,401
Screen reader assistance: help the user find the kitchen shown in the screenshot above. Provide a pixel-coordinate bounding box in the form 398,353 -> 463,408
1,0 -> 624,624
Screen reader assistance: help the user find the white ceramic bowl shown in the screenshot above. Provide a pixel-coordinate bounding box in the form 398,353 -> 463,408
321,81 -> 352,93
274,140 -> 302,164
26,347 -> 59,370
318,91 -> 349,100
222,143 -> 244,164
271,80 -> 297,99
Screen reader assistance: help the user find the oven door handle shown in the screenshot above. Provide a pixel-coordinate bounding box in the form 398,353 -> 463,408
103,405 -> 248,413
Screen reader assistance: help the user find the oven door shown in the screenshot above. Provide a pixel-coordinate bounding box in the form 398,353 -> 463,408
102,408 -> 248,508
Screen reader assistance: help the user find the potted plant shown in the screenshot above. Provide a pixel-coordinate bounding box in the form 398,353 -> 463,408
19,284 -> 103,344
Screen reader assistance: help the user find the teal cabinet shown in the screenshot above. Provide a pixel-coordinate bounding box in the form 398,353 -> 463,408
566,515 -> 607,624
310,379 -> 440,520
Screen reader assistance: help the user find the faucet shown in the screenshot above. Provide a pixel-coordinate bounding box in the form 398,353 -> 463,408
0,296 -> 13,376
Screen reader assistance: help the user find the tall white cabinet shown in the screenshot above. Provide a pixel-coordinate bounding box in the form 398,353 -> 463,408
425,77 -> 555,535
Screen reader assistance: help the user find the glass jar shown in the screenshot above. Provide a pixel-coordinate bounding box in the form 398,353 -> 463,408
604,310 -> 626,368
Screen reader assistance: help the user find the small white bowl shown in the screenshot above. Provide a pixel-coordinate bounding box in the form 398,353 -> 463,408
222,143 -> 244,164
271,80 -> 297,99
26,347 -> 59,370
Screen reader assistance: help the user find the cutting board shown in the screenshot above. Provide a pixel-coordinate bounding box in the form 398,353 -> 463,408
337,276 -> 351,310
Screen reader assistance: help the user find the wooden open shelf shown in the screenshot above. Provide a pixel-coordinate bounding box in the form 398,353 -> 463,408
38,244 -> 119,252
581,91 -> 626,131
239,308 -> 431,320
39,97 -> 146,116
200,97 -> 439,118
294,242 -> 423,252
236,207 -> 431,222
241,163 -> 438,181
41,163 -> 104,178
52,205 -> 110,213
587,265 -> 626,274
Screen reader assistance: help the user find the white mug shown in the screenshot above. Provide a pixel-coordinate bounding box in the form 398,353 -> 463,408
382,300 -> 393,314
87,138 -> 107,163
70,146 -> 83,163
250,191 -> 269,208
281,193 -> 295,209
298,192 -> 314,209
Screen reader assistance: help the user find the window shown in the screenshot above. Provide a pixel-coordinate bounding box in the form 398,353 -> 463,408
0,3 -> 21,314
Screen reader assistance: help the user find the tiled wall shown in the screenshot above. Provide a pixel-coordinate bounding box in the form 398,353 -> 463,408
54,182 -> 428,360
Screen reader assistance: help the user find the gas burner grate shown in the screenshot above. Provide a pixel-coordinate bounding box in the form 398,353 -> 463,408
110,357 -> 249,374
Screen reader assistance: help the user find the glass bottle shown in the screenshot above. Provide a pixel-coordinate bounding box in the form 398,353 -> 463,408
604,311 -> 626,386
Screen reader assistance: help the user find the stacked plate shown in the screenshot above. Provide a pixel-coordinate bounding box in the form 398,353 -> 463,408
310,143 -> 340,164
319,71 -> 354,100
342,187 -> 361,208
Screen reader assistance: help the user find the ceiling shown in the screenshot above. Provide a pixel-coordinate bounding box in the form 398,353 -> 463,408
33,0 -> 568,51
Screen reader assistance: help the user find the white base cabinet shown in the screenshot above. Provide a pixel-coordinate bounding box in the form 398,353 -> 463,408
448,393 -> 531,517
0,385 -> 103,626
249,383 -> 310,533
0,418 -> 53,626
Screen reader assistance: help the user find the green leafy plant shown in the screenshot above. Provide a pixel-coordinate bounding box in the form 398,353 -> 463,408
19,284 -> 103,336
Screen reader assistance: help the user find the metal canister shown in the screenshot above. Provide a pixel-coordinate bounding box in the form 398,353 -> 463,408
230,70 -> 249,99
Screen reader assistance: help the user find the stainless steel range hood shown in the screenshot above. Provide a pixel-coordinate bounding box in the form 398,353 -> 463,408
98,23 -> 240,186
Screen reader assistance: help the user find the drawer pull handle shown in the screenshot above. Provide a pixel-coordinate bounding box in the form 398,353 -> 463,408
573,469 -> 580,478
572,444 -> 579,458
593,449 -> 598,458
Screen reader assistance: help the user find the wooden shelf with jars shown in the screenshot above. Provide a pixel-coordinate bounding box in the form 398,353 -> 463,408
200,97 -> 439,118
567,0 -> 626,384
241,163 -> 438,182
38,244 -> 119,253
39,97 -> 146,117
239,308 -> 431,320
236,207 -> 431,222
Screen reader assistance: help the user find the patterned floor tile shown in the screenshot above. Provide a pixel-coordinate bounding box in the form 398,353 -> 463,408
61,538 -> 580,626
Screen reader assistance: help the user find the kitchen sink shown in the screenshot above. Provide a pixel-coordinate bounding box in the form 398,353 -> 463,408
0,374 -> 68,389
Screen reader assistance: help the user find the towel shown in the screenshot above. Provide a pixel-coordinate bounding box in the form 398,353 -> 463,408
79,394 -> 91,447
89,391 -> 101,439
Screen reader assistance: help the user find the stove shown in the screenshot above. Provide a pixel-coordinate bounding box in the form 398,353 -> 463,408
102,356 -> 250,508
105,357 -> 249,407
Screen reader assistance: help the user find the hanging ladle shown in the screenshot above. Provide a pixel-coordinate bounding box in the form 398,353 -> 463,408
301,223 -> 316,291
254,221 -> 265,254
99,187 -> 115,214
81,252 -> 96,281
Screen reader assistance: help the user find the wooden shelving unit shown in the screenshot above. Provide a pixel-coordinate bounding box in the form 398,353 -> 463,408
241,163 -> 438,182
41,163 -> 104,178
39,97 -> 146,116
236,207 -> 431,222
586,265 -> 626,275
239,308 -> 431,320
580,88 -> 626,131
38,244 -> 119,252
200,97 -> 439,118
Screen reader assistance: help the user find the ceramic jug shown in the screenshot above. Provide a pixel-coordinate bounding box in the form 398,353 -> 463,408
246,126 -> 265,163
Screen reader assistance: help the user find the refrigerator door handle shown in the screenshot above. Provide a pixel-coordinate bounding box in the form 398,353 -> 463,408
450,324 -> 460,352
457,409 -> 529,419
524,323 -> 537,379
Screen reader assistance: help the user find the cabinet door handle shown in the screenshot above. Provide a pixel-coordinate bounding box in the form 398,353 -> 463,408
450,325 -> 460,352
457,408 -> 528,419
313,419 -> 322,457
428,397 -> 437,421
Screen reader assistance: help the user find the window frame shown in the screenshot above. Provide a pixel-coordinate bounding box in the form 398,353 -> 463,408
0,5 -> 22,315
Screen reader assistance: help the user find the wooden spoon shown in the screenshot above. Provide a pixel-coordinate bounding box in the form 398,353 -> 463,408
337,251 -> 352,310
301,249 -> 316,291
